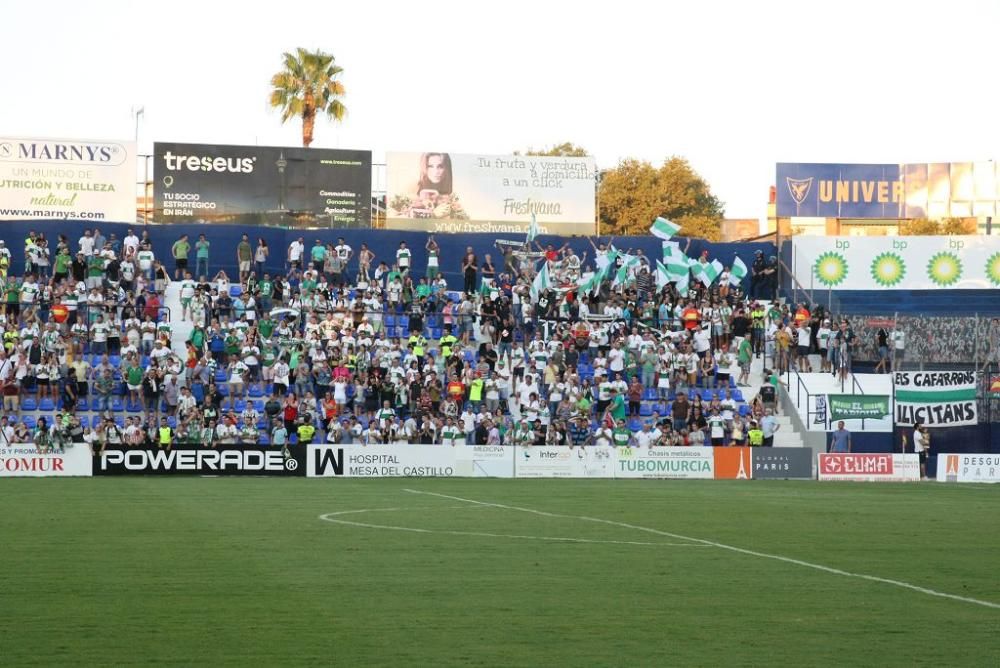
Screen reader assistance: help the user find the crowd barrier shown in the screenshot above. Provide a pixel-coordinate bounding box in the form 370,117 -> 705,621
8,445 -> 993,483
306,444 -> 817,479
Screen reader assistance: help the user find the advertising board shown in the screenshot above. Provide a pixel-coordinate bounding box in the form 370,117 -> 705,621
614,447 -> 715,479
0,136 -> 135,222
154,142 -> 371,227
936,453 -> 1000,483
512,446 -> 614,478
0,443 -> 92,477
817,453 -> 920,482
95,445 -> 305,476
385,151 -> 596,235
751,448 -> 814,480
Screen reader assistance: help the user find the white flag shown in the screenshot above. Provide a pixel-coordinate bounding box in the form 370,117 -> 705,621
730,257 -> 748,286
530,262 -> 551,303
655,260 -> 671,290
694,259 -> 723,287
526,213 -> 540,244
649,217 -> 681,241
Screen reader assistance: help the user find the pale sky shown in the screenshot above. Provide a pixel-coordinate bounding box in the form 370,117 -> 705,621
3,0 -> 998,223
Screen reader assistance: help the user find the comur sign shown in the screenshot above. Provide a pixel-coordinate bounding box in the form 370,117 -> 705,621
0,136 -> 136,222
776,162 -> 1000,218
153,142 -> 372,228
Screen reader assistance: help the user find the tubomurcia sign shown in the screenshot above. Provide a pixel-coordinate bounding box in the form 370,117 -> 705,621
95,446 -> 305,476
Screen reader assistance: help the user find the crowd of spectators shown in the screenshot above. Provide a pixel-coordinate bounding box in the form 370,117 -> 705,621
0,227 -> 851,453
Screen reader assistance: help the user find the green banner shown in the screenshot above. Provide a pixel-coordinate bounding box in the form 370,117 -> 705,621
828,394 -> 890,422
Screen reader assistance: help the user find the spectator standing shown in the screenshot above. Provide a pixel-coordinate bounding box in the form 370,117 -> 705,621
195,234 -> 210,278
829,421 -> 851,453
237,234 -> 253,283
171,234 -> 190,280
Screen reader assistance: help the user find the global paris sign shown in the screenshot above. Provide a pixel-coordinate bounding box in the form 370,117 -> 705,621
818,453 -> 920,482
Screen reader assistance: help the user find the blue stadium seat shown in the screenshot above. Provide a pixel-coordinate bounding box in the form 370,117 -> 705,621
215,370 -> 228,383
21,398 -> 38,411
126,401 -> 142,413
384,315 -> 395,328
114,416 -> 125,428
111,398 -> 125,412
92,416 -> 103,428
167,416 -> 177,429
732,389 -> 744,402
229,285 -> 242,297
234,400 -> 247,413
39,397 -> 55,411
643,388 -> 657,401
109,355 -> 122,368
192,385 -> 204,402
258,433 -> 269,445
90,397 -> 102,411
247,384 -> 264,398
639,403 -> 653,416
701,390 -> 713,402
739,405 -> 749,416
628,419 -> 642,431
22,416 -> 36,430
252,399 -> 265,412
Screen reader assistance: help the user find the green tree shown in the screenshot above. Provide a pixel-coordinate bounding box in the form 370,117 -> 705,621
899,218 -> 941,235
269,48 -> 347,148
940,217 -> 976,235
598,156 -> 724,240
518,142 -> 590,157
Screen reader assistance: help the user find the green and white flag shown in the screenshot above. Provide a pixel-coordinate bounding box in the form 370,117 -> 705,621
729,257 -> 748,286
526,213 -> 540,244
662,243 -> 692,277
650,217 -> 681,241
614,255 -> 640,287
693,259 -> 723,287
655,260 -> 671,291
530,262 -> 551,303
675,270 -> 690,297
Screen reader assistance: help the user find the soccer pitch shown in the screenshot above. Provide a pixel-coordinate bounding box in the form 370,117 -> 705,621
2,479 -> 998,666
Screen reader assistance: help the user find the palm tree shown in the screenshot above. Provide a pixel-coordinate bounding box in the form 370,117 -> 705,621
269,48 -> 347,148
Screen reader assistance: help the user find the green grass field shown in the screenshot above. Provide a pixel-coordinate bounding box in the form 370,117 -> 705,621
2,479 -> 998,667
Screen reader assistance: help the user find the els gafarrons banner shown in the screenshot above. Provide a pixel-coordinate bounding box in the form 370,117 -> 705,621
0,137 -> 135,222
893,371 -> 978,427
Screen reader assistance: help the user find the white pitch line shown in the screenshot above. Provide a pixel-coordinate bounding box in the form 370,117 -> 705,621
318,508 -> 706,548
404,489 -> 1000,611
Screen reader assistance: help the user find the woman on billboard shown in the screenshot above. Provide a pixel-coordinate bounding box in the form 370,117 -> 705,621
415,153 -> 453,201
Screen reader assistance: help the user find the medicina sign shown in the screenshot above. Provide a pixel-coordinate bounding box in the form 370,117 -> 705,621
0,137 -> 135,222
893,371 -> 978,427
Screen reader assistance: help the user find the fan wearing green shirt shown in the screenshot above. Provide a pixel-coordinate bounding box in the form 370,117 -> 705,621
195,234 -> 210,278
612,419 -> 633,448
171,234 -> 190,280
606,388 -> 627,424
310,240 -> 327,272
258,273 -> 274,312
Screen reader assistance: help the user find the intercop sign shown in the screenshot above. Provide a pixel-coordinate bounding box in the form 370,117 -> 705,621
936,454 -> 1000,483
818,453 -> 920,482
96,446 -> 305,476
153,142 -> 372,228
0,136 -> 136,222
777,161 -> 1000,218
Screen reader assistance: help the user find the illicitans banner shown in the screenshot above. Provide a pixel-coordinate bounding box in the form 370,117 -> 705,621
792,235 -> 1000,290
893,371 -> 978,427
154,142 -> 371,228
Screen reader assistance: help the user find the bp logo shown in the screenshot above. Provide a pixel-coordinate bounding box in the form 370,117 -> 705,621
814,252 -> 848,287
985,252 -> 1000,287
870,252 -> 906,287
926,252 -> 962,287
